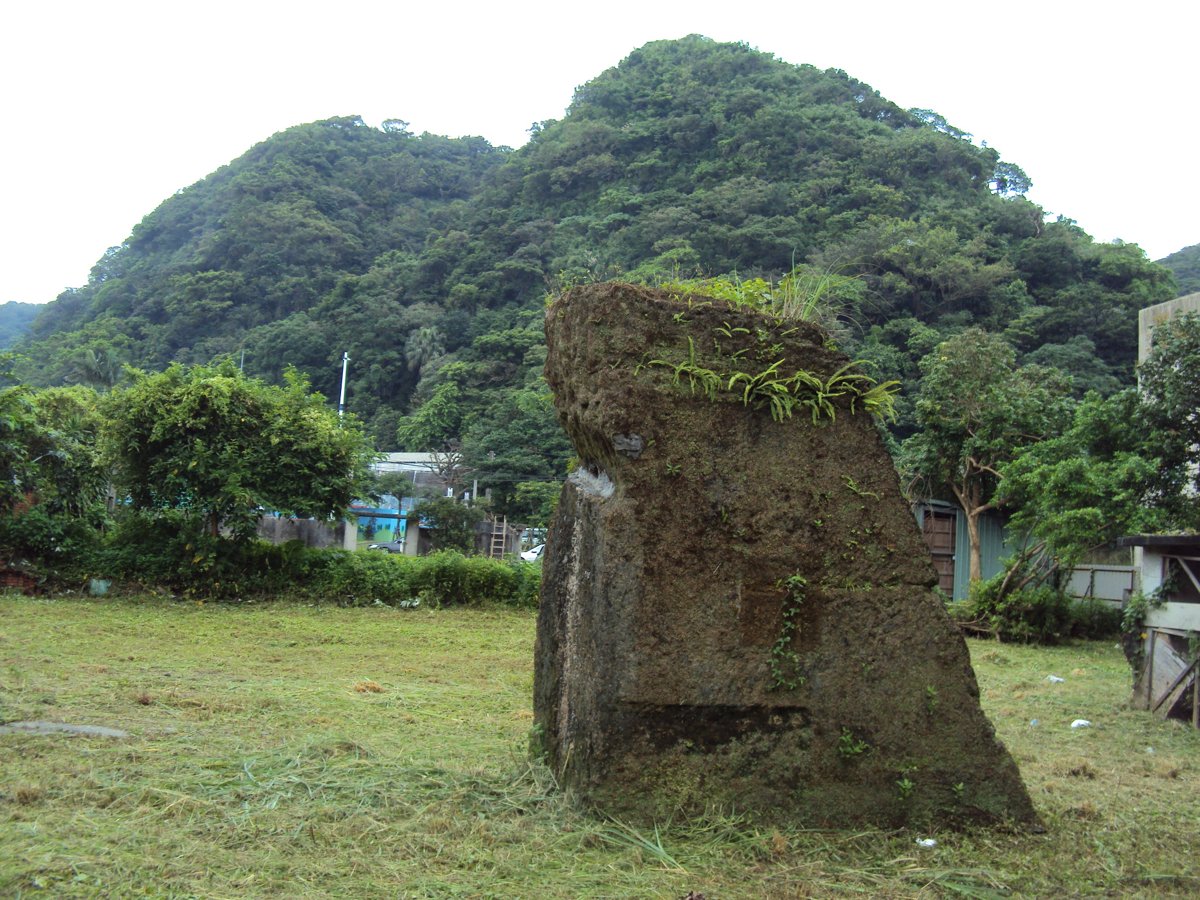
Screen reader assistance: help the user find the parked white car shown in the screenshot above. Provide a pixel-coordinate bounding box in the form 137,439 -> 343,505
521,544 -> 545,561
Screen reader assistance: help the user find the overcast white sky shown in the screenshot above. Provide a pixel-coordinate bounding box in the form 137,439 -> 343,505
2,0 -> 1197,305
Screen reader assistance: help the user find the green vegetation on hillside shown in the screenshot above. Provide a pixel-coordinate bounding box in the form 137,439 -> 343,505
23,118 -> 504,411
1158,242 -> 1200,296
0,302 -> 39,349
11,36 -> 1177,520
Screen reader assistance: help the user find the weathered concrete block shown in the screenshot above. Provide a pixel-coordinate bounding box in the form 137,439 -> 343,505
256,515 -> 344,548
534,283 -> 1039,828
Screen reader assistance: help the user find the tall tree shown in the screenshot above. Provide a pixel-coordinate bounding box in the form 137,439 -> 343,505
395,380 -> 472,494
461,386 -> 573,517
404,326 -> 445,374
25,385 -> 109,519
900,329 -> 1073,582
65,346 -> 126,391
0,380 -> 39,516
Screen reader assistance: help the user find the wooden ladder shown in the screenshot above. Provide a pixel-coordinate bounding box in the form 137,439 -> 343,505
489,516 -> 507,559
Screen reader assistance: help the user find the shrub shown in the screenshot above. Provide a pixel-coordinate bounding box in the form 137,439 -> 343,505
306,550 -> 416,606
93,509 -> 320,599
1067,597 -> 1123,639
954,573 -> 1122,644
964,574 -> 1072,644
406,551 -> 540,608
0,506 -> 105,572
302,549 -> 540,608
508,558 -> 542,608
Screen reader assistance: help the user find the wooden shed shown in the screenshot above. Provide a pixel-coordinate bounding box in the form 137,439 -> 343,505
1117,534 -> 1200,728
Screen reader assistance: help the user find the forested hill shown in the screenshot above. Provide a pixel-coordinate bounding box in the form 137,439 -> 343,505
1158,243 -> 1200,296
0,302 -> 40,349
24,117 -> 504,391
19,36 -> 1175,473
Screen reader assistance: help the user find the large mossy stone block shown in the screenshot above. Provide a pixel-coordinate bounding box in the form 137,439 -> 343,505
534,283 -> 1039,828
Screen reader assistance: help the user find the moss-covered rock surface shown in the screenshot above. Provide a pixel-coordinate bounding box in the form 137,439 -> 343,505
534,282 -> 1039,829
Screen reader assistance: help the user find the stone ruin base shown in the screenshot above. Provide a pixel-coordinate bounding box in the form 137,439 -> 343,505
533,283 -> 1039,829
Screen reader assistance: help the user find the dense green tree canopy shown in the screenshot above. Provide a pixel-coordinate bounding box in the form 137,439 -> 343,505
1137,312 -> 1200,521
999,389 -> 1164,568
900,329 -> 1074,582
0,379 -> 40,516
103,361 -> 375,538
25,385 -> 109,520
997,314 -> 1200,580
0,353 -> 107,520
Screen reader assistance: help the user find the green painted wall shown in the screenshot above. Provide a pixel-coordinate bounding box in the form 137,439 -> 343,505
952,510 -> 1014,601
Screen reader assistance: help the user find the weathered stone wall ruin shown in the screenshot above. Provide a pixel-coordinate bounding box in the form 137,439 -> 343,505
534,282 -> 1038,828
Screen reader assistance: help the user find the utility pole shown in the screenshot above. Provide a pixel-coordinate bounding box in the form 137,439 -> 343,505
338,351 -> 355,552
338,352 -> 349,420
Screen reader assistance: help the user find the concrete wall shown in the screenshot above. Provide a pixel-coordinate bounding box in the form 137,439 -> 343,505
1134,546 -> 1200,632
1067,565 -> 1136,603
1138,292 -> 1200,362
256,516 -> 346,549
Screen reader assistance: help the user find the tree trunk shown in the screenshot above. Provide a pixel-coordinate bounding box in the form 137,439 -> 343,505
964,506 -> 982,584
952,479 -> 987,586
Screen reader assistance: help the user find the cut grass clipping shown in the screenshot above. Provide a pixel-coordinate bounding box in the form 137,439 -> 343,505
2,594 -> 1199,897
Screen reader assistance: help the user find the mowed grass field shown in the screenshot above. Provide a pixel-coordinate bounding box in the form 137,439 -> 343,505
2,594 -> 1198,898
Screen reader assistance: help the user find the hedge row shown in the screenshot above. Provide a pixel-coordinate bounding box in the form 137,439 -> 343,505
303,549 -> 542,608
6,508 -> 541,607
